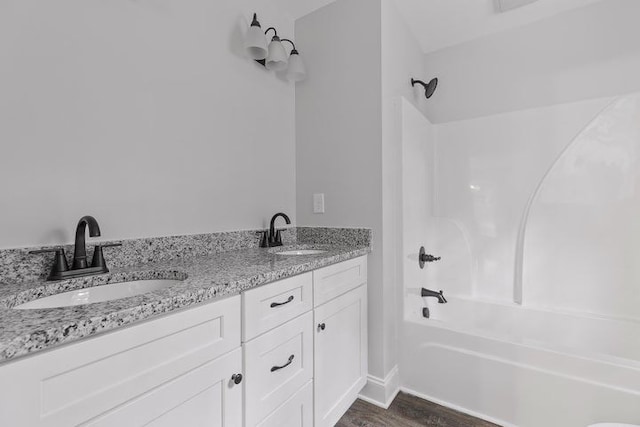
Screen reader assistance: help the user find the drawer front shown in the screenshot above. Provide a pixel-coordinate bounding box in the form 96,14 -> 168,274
244,311 -> 313,427
243,272 -> 313,342
0,295 -> 241,427
256,381 -> 313,427
313,256 -> 367,307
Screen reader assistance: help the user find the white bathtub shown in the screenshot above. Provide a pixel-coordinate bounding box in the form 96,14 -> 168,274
400,296 -> 640,427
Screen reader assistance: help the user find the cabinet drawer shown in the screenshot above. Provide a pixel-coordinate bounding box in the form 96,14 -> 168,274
313,256 -> 367,307
243,272 -> 312,342
0,295 -> 241,427
244,311 -> 313,427
256,381 -> 313,427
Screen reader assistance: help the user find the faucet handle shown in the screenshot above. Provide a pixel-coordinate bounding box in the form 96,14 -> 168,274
91,243 -> 122,269
259,231 -> 269,248
29,248 -> 70,276
274,229 -> 288,246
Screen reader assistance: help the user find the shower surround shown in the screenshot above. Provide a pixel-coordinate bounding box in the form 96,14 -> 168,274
399,94 -> 640,427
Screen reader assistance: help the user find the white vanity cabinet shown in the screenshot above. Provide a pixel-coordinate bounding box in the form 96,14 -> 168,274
242,255 -> 368,427
0,255 -> 368,427
0,295 -> 243,427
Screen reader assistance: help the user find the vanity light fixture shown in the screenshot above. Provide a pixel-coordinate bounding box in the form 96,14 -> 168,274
244,13 -> 306,82
265,29 -> 288,71
244,13 -> 268,60
281,39 -> 306,82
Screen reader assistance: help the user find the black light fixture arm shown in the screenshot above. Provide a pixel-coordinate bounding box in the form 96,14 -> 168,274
265,27 -> 278,38
281,38 -> 299,54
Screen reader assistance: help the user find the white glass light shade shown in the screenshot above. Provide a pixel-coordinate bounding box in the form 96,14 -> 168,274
265,38 -> 288,71
244,25 -> 268,60
286,53 -> 306,82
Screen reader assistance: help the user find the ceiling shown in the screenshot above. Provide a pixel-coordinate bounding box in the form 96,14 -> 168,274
275,0 -> 606,53
271,0 -> 339,22
393,0 -> 606,53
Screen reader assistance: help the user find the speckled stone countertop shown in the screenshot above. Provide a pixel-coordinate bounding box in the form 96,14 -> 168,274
0,243 -> 369,363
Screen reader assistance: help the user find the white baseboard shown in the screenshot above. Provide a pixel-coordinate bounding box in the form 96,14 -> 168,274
399,386 -> 518,427
358,365 -> 400,409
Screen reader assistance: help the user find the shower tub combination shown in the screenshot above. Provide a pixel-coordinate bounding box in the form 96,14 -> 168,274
399,94 -> 640,427
400,296 -> 640,427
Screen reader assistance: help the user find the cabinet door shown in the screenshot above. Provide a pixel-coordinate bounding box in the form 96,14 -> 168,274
84,348 -> 243,427
314,285 -> 368,427
0,295 -> 241,427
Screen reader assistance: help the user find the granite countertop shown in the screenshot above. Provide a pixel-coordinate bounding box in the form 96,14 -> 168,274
0,243 -> 369,363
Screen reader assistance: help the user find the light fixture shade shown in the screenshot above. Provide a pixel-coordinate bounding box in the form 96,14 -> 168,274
286,52 -> 306,82
265,37 -> 288,71
244,24 -> 268,60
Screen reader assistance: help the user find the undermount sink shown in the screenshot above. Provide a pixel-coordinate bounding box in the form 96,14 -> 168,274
276,249 -> 327,256
13,279 -> 182,310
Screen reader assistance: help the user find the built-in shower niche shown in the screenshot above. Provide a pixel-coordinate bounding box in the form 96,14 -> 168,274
521,94 -> 640,322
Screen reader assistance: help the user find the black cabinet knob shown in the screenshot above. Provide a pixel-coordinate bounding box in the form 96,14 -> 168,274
231,373 -> 243,385
318,323 -> 326,331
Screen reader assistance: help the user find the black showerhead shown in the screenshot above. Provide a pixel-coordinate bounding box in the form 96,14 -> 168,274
411,77 -> 438,99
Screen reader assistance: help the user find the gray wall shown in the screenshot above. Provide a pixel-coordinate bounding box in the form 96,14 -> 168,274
0,0 -> 296,248
295,0 -> 384,378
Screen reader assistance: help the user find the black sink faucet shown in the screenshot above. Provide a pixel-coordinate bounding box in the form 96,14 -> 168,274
72,215 -> 102,269
421,288 -> 447,304
29,215 -> 121,281
260,212 -> 291,247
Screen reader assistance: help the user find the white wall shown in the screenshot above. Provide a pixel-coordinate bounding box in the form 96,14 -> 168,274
0,0 -> 296,248
422,0 -> 640,123
379,0 -> 431,400
296,0 -> 435,402
294,0 -> 384,380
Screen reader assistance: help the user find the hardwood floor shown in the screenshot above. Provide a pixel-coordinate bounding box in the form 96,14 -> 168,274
336,392 -> 501,427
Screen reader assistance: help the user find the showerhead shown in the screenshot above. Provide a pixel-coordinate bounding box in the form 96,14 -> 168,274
411,77 -> 438,99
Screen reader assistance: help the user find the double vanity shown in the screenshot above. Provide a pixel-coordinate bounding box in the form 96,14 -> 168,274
0,226 -> 370,427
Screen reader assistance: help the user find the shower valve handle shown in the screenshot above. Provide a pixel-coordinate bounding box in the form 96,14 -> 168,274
419,246 -> 441,269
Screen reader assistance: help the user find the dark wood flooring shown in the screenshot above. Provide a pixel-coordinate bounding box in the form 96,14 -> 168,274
336,392 -> 501,427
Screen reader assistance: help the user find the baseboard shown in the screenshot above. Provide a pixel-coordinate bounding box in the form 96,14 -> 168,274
358,365 -> 400,409
399,386 -> 518,427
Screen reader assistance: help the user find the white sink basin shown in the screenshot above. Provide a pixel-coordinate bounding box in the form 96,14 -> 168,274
13,279 -> 182,310
276,249 -> 327,256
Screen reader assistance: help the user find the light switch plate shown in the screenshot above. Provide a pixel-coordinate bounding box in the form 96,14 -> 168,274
313,193 -> 325,214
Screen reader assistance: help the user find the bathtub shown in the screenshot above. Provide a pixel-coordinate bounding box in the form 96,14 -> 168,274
399,296 -> 640,427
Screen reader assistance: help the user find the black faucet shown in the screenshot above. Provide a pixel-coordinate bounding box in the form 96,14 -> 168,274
72,215 -> 102,269
260,212 -> 291,247
421,288 -> 447,304
29,215 -> 121,281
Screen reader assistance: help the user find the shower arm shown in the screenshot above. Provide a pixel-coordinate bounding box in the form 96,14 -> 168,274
411,78 -> 429,90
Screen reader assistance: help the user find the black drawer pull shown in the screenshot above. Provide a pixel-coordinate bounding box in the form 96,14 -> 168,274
270,295 -> 294,308
271,355 -> 295,372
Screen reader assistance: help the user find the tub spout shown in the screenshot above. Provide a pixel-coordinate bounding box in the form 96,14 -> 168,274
422,288 -> 447,304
